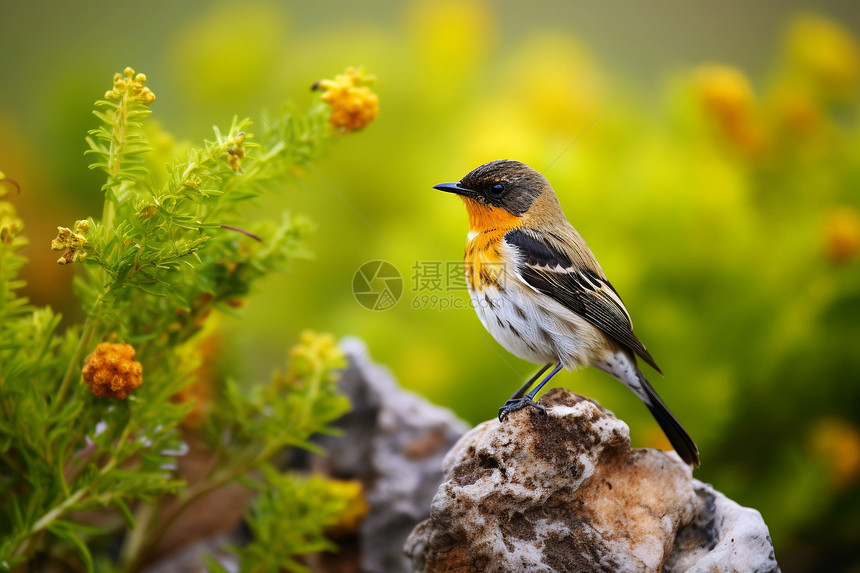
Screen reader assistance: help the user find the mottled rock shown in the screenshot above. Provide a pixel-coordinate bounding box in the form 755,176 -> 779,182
405,388 -> 779,573
309,338 -> 470,573
666,481 -> 779,573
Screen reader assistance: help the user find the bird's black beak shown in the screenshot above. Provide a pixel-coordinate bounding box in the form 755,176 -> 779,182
433,181 -> 471,196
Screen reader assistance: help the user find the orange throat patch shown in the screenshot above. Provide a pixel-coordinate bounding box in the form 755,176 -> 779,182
460,196 -> 520,233
460,197 -> 521,291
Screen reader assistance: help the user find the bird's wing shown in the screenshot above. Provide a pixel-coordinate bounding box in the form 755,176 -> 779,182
504,228 -> 662,374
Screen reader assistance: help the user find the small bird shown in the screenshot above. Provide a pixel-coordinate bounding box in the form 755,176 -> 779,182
434,159 -> 700,466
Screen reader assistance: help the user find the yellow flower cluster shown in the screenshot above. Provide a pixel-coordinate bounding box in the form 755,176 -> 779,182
787,15 -> 860,101
227,131 -> 246,172
281,331 -> 346,388
51,220 -> 90,265
324,479 -> 370,538
694,64 -> 768,157
82,343 -> 144,400
105,67 -> 156,105
313,68 -> 379,133
694,17 -> 860,160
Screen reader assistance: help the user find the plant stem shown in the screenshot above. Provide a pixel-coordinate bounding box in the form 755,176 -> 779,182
53,315 -> 97,412
11,487 -> 89,562
30,488 -> 87,534
118,502 -> 158,569
126,435 -> 285,573
53,294 -> 105,411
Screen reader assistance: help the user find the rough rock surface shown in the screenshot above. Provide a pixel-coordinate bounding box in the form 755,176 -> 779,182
310,337 -> 470,573
405,388 -> 779,573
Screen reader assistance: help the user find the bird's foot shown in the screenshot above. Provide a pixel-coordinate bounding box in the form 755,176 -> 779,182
498,397 -> 546,422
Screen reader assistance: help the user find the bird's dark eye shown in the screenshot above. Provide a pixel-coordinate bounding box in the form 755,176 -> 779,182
489,182 -> 506,196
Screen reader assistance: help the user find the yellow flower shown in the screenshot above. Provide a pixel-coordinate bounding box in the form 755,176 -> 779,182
166,1 -> 282,106
406,0 -> 494,87
502,32 -> 604,135
105,66 -> 156,105
313,68 -> 379,133
694,64 -> 768,158
809,417 -> 860,490
227,131 -> 246,172
82,343 -> 144,400
324,479 -> 369,539
696,64 -> 754,121
290,331 -> 345,374
786,15 -> 860,101
50,220 -> 90,265
273,331 -> 346,391
824,206 -> 860,264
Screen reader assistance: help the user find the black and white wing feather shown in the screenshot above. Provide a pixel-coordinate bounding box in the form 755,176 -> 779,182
504,228 -> 662,374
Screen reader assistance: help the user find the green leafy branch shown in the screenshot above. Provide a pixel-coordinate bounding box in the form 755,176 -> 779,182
121,332 -> 351,571
1,65 -> 377,571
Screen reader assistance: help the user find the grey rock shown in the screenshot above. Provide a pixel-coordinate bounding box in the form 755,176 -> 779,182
667,481 -> 780,573
310,338 -> 469,573
404,388 -> 779,573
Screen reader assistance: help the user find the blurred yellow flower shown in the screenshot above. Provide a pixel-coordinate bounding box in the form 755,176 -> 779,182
167,0 -> 285,106
280,331 -> 346,389
313,68 -> 379,133
82,343 -> 144,400
786,15 -> 860,101
824,205 -> 860,264
696,64 -> 755,120
406,0 -> 494,86
323,478 -> 369,538
809,417 -> 860,490
503,32 -> 605,135
694,64 -> 768,158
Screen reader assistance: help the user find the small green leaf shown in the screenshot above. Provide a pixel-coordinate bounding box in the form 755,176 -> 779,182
47,522 -> 94,573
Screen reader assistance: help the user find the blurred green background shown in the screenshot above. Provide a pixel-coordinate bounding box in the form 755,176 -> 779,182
3,1 -> 860,570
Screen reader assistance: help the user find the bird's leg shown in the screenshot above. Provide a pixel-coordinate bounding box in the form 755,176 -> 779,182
498,363 -> 563,421
510,363 -> 552,400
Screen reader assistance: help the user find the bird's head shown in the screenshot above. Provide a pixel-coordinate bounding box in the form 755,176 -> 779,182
434,159 -> 560,233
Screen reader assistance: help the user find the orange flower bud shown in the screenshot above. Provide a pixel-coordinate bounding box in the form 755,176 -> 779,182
82,343 -> 143,399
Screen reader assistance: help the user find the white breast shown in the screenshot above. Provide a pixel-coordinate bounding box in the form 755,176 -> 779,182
468,275 -> 606,370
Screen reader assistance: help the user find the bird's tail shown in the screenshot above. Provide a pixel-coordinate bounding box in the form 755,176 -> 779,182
596,352 -> 700,466
635,366 -> 700,466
